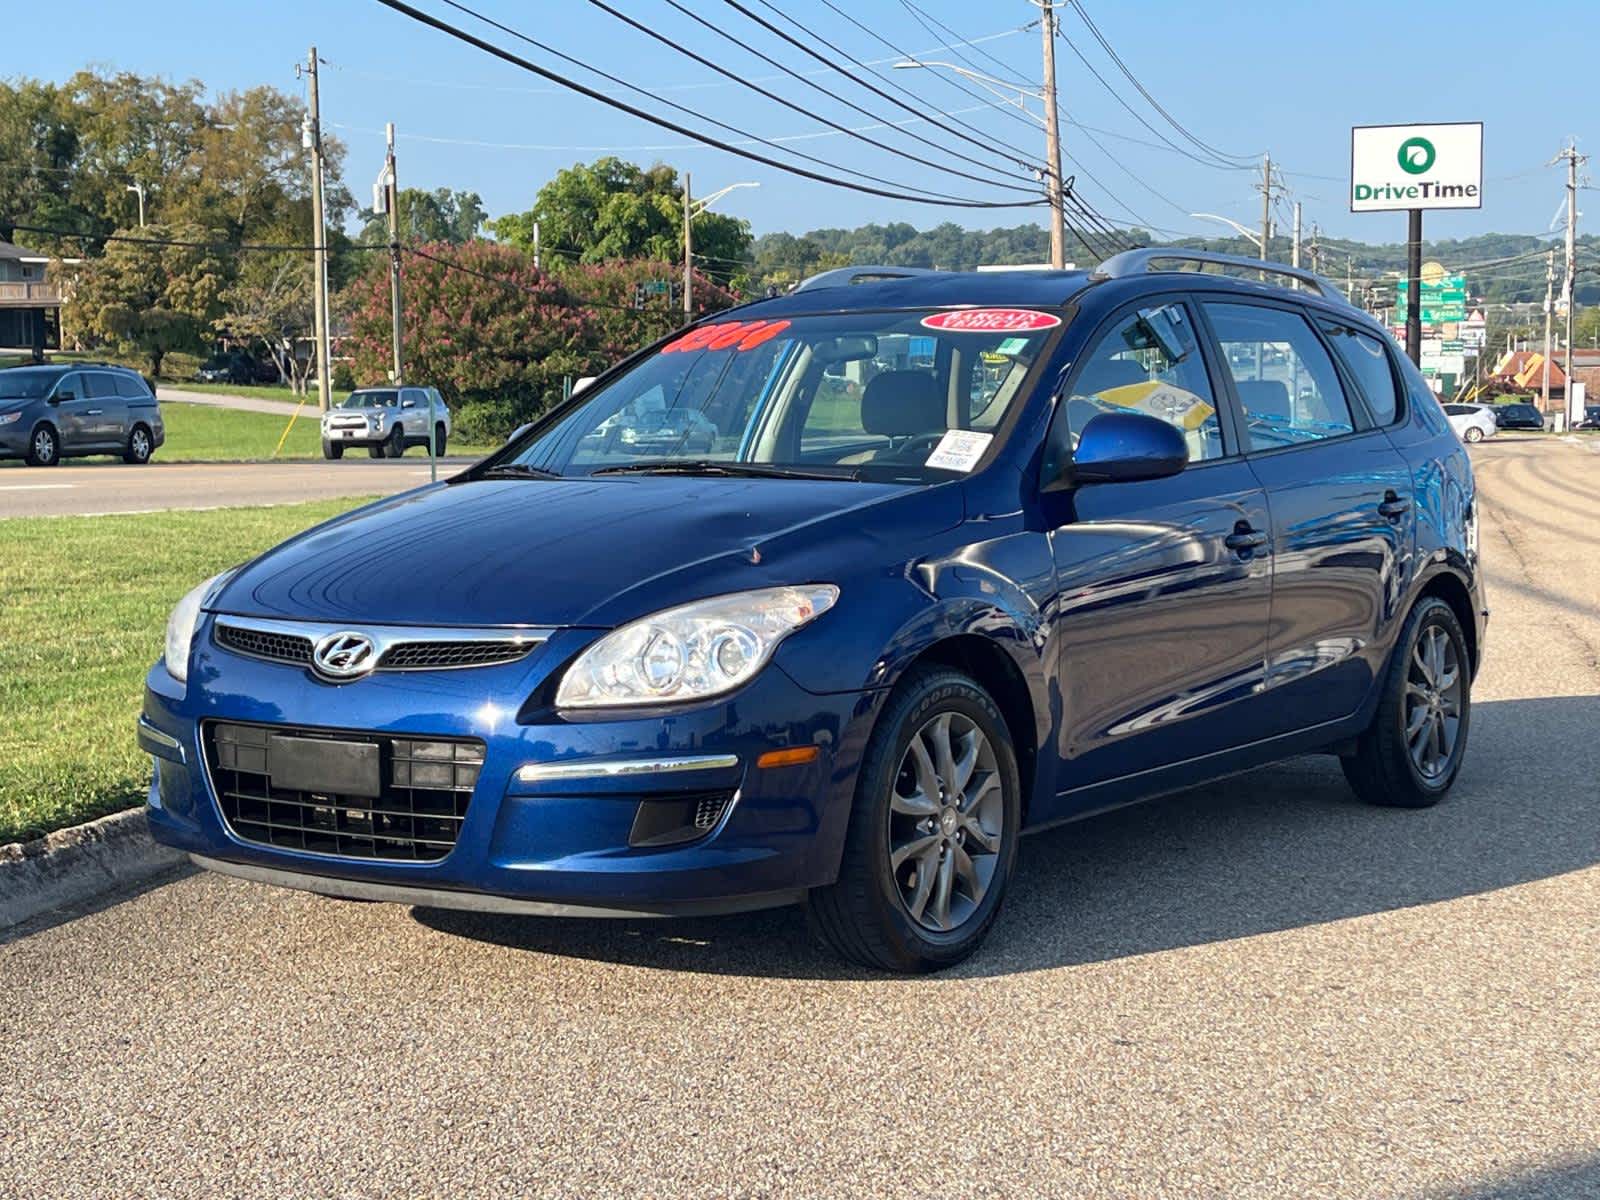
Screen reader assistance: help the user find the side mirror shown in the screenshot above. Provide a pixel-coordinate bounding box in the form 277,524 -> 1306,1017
51,389 -> 72,404
401,398 -> 416,409
507,421 -> 535,445
1047,411 -> 1188,489
571,376 -> 597,395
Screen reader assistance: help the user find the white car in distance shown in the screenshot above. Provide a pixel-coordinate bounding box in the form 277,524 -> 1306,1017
1443,402 -> 1497,444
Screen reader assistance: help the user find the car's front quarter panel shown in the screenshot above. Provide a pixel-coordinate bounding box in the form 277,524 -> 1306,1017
143,612 -> 883,908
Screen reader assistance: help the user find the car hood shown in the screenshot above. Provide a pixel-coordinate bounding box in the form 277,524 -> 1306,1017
209,475 -> 962,628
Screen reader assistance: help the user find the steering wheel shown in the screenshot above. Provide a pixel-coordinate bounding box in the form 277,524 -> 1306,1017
878,431 -> 948,464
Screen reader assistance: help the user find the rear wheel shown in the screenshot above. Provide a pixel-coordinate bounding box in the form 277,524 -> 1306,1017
123,423 -> 153,464
25,424 -> 59,467
1342,596 -> 1471,808
1463,426 -> 1484,443
808,666 -> 1021,972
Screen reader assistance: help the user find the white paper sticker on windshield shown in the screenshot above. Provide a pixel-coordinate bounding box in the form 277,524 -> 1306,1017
994,337 -> 1030,356
925,430 -> 993,472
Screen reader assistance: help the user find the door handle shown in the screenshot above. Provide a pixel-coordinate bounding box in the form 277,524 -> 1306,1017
1378,491 -> 1411,520
1224,525 -> 1269,553
84,408 -> 103,416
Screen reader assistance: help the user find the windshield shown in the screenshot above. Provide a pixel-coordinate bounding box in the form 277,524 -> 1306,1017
497,309 -> 1060,482
0,369 -> 61,401
339,390 -> 399,409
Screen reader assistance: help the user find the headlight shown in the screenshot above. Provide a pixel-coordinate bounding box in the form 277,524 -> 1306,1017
555,585 -> 838,708
0,411 -> 20,425
164,570 -> 236,683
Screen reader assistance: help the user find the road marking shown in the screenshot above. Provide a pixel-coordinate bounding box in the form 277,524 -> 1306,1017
0,483 -> 75,491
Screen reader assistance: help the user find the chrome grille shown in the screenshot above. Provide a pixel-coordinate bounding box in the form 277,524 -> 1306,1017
215,623 -> 313,665
212,619 -> 546,673
378,640 -> 538,670
206,722 -> 483,862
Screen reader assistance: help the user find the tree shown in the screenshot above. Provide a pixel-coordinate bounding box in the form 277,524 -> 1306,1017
359,188 -> 486,246
215,253 -> 316,394
341,240 -> 596,437
491,157 -> 752,285
67,224 -> 227,376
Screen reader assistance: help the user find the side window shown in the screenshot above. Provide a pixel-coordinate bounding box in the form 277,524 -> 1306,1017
1321,321 -> 1401,425
115,373 -> 151,399
84,372 -> 119,399
1066,301 -> 1224,461
54,371 -> 82,399
1205,302 -> 1356,449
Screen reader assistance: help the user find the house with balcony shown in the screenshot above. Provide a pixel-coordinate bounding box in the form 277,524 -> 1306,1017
0,240 -> 62,357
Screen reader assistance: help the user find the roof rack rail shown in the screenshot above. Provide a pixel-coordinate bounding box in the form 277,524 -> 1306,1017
1090,248 -> 1349,304
793,265 -> 937,292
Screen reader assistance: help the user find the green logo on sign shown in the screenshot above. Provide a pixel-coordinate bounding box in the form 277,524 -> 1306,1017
1398,136 -> 1436,175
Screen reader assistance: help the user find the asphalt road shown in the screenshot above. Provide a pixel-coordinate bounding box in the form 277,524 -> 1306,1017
3,438 -> 1598,1199
0,457 -> 476,518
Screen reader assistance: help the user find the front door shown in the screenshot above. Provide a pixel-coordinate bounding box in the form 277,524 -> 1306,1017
1042,299 -> 1274,808
49,371 -> 95,451
1203,299 -> 1416,734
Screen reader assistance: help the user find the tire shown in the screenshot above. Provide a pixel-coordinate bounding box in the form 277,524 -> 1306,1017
1463,426 -> 1484,443
385,426 -> 406,458
433,423 -> 448,457
123,423 -> 153,464
367,444 -> 385,459
322,440 -> 345,460
808,666 -> 1022,972
25,424 -> 59,467
1342,596 -> 1471,808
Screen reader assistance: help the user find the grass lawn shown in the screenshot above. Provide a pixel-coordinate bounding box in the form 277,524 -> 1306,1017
0,497 -> 379,845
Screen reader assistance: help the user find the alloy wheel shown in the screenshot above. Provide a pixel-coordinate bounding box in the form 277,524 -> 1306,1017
886,711 -> 1004,932
33,429 -> 55,464
1404,624 -> 1463,781
131,429 -> 151,460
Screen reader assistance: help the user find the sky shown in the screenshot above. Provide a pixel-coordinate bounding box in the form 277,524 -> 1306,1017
8,0 -> 1594,249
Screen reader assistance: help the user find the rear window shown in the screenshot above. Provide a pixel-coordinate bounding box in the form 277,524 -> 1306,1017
1320,321 -> 1400,425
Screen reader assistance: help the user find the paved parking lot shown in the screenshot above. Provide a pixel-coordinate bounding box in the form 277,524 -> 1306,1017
0,457 -> 476,518
2,438 -> 1596,1198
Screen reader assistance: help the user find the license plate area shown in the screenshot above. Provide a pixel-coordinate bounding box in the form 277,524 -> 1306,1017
267,735 -> 380,798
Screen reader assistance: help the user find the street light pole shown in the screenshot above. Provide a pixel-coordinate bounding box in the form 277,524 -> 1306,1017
682,171 -> 693,323
1037,0 -> 1066,269
125,182 -> 146,228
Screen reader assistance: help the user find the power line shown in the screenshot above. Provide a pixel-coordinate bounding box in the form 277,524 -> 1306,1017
895,0 -> 1035,87
584,0 -> 1041,193
374,0 -> 1042,210
2,221 -> 386,254
1068,2 -> 1258,167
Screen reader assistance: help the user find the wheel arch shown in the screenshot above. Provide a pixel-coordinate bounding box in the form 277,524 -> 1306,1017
896,633 -> 1042,823
1415,568 -> 1480,674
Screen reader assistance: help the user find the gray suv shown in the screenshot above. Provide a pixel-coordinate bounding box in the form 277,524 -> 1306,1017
0,363 -> 165,467
320,386 -> 451,459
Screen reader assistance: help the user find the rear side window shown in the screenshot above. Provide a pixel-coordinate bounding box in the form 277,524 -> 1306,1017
1321,322 -> 1400,425
1205,302 -> 1356,449
84,372 -> 120,399
114,373 -> 151,399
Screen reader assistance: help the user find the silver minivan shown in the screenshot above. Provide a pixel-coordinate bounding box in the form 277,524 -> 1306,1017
0,363 -> 165,466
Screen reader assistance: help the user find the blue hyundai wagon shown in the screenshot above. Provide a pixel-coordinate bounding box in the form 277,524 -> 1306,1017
141,251 -> 1485,971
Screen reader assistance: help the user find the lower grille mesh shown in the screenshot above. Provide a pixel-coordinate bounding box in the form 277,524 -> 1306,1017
206,722 -> 483,862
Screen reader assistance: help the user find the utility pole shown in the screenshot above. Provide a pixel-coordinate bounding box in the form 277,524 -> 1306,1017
682,171 -> 694,321
1038,0 -> 1066,269
1557,140 -> 1586,431
1291,201 -> 1302,270
303,46 -> 332,413
384,122 -> 404,390
1541,248 -> 1555,417
1257,153 -> 1273,261
1405,209 -> 1423,368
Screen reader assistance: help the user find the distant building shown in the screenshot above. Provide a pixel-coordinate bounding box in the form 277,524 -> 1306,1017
0,240 -> 62,357
1487,348 -> 1566,406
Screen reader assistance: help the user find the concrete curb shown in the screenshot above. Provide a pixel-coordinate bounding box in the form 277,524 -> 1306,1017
0,808 -> 182,931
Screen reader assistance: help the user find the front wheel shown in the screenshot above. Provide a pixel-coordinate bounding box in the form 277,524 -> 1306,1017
808,666 -> 1021,972
25,424 -> 59,467
385,425 -> 406,458
433,423 -> 447,457
1342,596 -> 1471,808
322,440 -> 344,460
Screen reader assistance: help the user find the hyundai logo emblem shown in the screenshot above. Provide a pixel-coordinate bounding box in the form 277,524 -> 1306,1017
311,631 -> 378,681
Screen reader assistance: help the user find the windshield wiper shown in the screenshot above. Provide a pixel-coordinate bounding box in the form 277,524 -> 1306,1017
591,459 -> 855,481
477,463 -> 564,479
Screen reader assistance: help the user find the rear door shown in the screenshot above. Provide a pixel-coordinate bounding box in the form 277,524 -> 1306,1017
1203,298 -> 1415,736
83,371 -> 128,445
1044,297 -> 1274,794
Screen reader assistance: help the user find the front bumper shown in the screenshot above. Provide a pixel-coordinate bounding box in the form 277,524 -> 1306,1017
0,423 -> 31,457
142,617 -> 880,915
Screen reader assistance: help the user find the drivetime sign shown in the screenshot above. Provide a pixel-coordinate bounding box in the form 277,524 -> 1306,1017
1351,123 -> 1483,212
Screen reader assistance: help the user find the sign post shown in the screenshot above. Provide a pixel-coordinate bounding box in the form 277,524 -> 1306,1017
1351,122 -> 1483,367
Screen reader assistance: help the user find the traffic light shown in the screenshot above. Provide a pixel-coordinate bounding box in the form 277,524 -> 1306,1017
670,281 -> 683,306
631,283 -> 647,310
